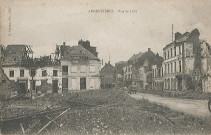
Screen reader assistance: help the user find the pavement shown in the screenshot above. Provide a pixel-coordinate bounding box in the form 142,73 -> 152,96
130,93 -> 211,117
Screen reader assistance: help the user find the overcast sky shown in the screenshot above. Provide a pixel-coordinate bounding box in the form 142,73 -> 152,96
1,0 -> 211,65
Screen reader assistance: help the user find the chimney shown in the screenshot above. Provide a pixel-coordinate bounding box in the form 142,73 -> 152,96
190,28 -> 200,40
175,32 -> 182,40
148,48 -> 151,51
63,42 -> 66,46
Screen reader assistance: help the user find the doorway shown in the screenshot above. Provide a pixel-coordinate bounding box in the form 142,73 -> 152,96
18,82 -> 27,94
52,80 -> 58,93
62,78 -> 68,93
80,77 -> 86,90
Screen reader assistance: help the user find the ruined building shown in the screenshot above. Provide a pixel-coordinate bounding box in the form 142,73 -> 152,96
55,41 -> 101,92
162,28 -> 211,92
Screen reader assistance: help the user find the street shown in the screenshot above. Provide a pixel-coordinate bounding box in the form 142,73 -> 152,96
130,93 -> 211,117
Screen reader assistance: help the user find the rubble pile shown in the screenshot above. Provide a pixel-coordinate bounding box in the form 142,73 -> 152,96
1,93 -> 77,119
1,89 -> 211,134
44,90 -> 211,134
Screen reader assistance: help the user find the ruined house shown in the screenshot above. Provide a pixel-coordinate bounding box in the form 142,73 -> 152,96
55,41 -> 101,91
1,45 -> 33,94
162,28 -> 209,91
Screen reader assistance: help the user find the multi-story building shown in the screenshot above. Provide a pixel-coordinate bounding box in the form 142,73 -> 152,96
29,56 -> 61,93
162,28 -> 204,91
100,61 -> 116,89
201,41 -> 211,93
1,45 -> 33,94
2,40 -> 101,95
55,41 -> 101,92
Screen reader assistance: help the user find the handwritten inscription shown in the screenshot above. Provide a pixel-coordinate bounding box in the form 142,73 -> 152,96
8,7 -> 12,36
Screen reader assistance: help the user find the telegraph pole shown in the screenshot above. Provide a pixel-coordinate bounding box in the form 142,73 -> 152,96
172,24 -> 174,42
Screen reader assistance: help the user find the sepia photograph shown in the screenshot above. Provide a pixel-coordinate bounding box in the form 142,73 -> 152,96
0,0 -> 211,134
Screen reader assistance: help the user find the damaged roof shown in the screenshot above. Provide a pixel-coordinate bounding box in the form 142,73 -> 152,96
60,45 -> 99,61
163,28 -> 199,50
2,45 -> 30,66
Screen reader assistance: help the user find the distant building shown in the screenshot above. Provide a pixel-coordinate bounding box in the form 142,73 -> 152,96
123,48 -> 163,89
138,59 -> 152,89
100,61 -> 116,89
115,61 -> 127,88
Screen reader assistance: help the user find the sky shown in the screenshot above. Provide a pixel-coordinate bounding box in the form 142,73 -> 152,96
1,0 -> 211,65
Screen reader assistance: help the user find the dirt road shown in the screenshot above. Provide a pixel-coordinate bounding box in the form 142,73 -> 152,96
130,93 -> 211,117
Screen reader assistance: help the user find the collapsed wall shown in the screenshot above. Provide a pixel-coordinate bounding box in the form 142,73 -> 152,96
0,65 -> 18,99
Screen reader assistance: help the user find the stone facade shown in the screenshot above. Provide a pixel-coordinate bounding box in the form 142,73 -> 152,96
163,28 -> 204,91
201,41 -> 211,93
2,41 -> 101,94
57,42 -> 101,91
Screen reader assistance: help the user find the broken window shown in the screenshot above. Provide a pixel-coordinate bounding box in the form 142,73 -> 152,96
179,61 -> 182,73
168,64 -> 170,74
53,70 -> 58,76
20,69 -> 24,77
41,80 -> 47,85
42,70 -> 47,77
30,69 -> 36,77
168,51 -> 169,59
9,70 -> 14,77
62,66 -> 68,75
164,52 -> 166,60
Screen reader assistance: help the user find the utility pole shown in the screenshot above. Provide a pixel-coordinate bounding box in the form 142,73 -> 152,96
172,24 -> 174,42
